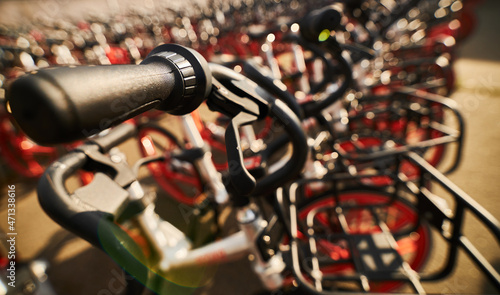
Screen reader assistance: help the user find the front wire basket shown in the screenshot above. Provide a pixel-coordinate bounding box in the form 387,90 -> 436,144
322,87 -> 465,183
278,152 -> 500,294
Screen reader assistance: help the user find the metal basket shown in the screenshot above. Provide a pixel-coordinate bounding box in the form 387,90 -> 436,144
278,150 -> 500,294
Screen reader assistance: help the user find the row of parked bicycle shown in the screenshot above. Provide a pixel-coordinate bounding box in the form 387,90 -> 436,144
0,0 -> 480,179
2,0 -> 499,294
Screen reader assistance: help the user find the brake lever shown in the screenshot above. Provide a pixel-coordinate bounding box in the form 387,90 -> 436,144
207,73 -> 272,196
225,112 -> 259,195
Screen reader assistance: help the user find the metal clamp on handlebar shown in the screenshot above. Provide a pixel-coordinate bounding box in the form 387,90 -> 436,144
37,122 -> 186,292
71,147 -> 153,222
38,123 -> 150,235
208,67 -> 269,120
37,125 -> 153,292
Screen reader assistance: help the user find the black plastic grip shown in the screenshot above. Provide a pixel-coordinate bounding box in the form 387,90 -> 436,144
7,43 -> 211,145
299,6 -> 342,43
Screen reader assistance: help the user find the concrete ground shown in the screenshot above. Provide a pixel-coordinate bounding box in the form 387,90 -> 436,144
0,0 -> 499,294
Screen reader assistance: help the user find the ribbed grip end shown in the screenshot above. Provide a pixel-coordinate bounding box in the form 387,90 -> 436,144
142,44 -> 212,115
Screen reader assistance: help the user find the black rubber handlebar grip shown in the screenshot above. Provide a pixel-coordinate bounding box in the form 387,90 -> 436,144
7,43 -> 211,145
299,6 -> 342,43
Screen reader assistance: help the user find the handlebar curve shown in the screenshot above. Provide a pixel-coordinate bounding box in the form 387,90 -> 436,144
253,99 -> 307,196
36,123 -> 144,258
37,149 -> 151,284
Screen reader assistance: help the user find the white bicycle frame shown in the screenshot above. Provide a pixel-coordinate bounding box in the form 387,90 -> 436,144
180,114 -> 229,204
127,178 -> 286,290
127,113 -> 284,290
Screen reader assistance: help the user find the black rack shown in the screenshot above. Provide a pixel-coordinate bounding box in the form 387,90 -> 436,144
275,86 -> 498,294
279,151 -> 500,294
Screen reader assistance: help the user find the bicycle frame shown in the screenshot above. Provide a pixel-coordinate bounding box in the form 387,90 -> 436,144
179,113 -> 228,204
32,61 -> 309,290
135,188 -> 286,289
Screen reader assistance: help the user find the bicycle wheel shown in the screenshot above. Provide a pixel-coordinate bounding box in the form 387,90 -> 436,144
137,123 -> 204,206
297,189 -> 431,293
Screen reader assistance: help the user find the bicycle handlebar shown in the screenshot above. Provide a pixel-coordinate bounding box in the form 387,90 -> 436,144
242,60 -> 304,120
27,45 -> 309,293
299,6 -> 342,43
7,43 -> 211,145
